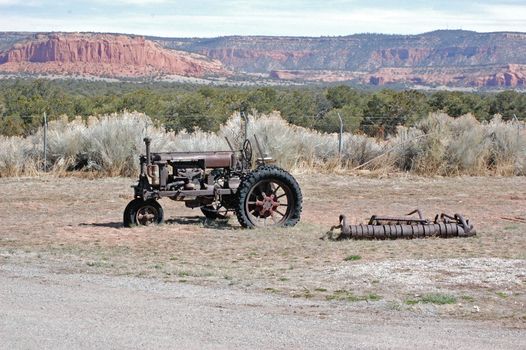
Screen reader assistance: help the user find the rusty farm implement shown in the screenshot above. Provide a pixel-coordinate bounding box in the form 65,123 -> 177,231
325,209 -> 476,240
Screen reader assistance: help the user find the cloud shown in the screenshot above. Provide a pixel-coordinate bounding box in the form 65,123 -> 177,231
477,3 -> 526,23
0,1 -> 524,36
91,0 -> 171,4
0,0 -> 29,4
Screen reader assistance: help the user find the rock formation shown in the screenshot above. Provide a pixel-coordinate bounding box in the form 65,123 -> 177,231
271,65 -> 526,88
0,33 -> 228,77
1,30 -> 526,88
160,30 -> 526,87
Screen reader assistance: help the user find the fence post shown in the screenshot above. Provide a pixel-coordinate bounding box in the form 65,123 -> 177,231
513,114 -> 520,145
43,112 -> 47,172
337,112 -> 344,157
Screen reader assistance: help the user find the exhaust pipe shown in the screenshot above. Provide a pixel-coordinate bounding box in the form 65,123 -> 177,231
140,137 -> 151,178
144,137 -> 151,166
142,137 -> 159,185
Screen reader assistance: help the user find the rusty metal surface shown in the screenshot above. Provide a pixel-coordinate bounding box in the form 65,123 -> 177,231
126,130 -> 302,229
324,210 -> 476,240
152,152 -> 235,169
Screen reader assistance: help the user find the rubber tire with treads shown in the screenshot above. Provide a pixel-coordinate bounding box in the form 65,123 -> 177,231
256,164 -> 281,171
123,198 -> 164,227
235,167 -> 302,228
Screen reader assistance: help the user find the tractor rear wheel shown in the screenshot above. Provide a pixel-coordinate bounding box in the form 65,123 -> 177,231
235,167 -> 302,228
123,198 -> 164,227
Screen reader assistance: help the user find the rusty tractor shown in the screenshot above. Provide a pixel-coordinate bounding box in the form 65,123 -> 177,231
123,135 -> 302,228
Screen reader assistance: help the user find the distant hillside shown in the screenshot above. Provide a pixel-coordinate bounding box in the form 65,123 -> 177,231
0,33 -> 228,78
0,32 -> 32,51
1,30 -> 526,88
154,30 -> 526,88
156,31 -> 526,71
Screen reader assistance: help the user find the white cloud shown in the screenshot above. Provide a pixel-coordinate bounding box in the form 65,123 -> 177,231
91,0 -> 171,4
0,0 -> 43,7
0,0 -> 27,4
0,2 -> 524,36
477,4 -> 526,27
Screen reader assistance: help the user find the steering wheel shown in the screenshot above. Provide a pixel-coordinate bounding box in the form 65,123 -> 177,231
242,139 -> 253,163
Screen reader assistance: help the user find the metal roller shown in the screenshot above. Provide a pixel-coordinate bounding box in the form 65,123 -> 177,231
324,210 -> 476,241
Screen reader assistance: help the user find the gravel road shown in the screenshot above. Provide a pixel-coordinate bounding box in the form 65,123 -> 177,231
1,264 -> 524,349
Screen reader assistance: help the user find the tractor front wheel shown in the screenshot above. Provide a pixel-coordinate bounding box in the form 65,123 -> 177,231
123,199 -> 164,227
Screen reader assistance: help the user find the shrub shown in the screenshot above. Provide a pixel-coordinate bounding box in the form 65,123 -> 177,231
0,111 -> 524,177
391,113 -> 526,175
406,293 -> 457,305
344,255 -> 362,261
0,135 -> 38,177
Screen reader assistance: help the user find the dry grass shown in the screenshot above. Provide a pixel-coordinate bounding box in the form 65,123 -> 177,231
0,111 -> 524,177
1,174 -> 525,324
0,135 -> 39,177
391,113 -> 526,176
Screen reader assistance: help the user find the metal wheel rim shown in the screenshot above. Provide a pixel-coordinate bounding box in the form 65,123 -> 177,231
135,205 -> 158,226
245,179 -> 293,227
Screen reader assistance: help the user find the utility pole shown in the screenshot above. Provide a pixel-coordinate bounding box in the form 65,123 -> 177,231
43,112 -> 48,172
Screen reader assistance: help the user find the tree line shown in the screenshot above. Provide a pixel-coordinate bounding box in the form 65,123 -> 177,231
0,79 -> 524,137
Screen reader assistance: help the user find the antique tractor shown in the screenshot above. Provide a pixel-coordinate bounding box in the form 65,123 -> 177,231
123,136 -> 302,228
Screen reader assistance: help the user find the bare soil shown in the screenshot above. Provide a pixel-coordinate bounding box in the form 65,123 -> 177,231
2,263 -> 525,349
1,174 -> 525,330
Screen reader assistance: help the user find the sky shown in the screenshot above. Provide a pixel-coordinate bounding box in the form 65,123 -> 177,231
0,0 -> 524,37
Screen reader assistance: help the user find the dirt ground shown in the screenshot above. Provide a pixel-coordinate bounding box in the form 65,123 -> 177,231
2,264 -> 525,350
1,173 -> 525,330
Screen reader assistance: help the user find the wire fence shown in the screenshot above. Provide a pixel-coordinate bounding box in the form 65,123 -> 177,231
3,111 -> 524,172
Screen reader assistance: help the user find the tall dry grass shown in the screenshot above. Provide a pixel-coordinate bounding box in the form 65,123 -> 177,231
0,135 -> 38,177
390,113 -> 526,175
221,112 -> 385,170
0,111 -> 524,177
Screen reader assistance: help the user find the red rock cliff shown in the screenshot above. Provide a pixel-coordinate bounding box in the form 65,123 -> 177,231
0,33 -> 228,77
